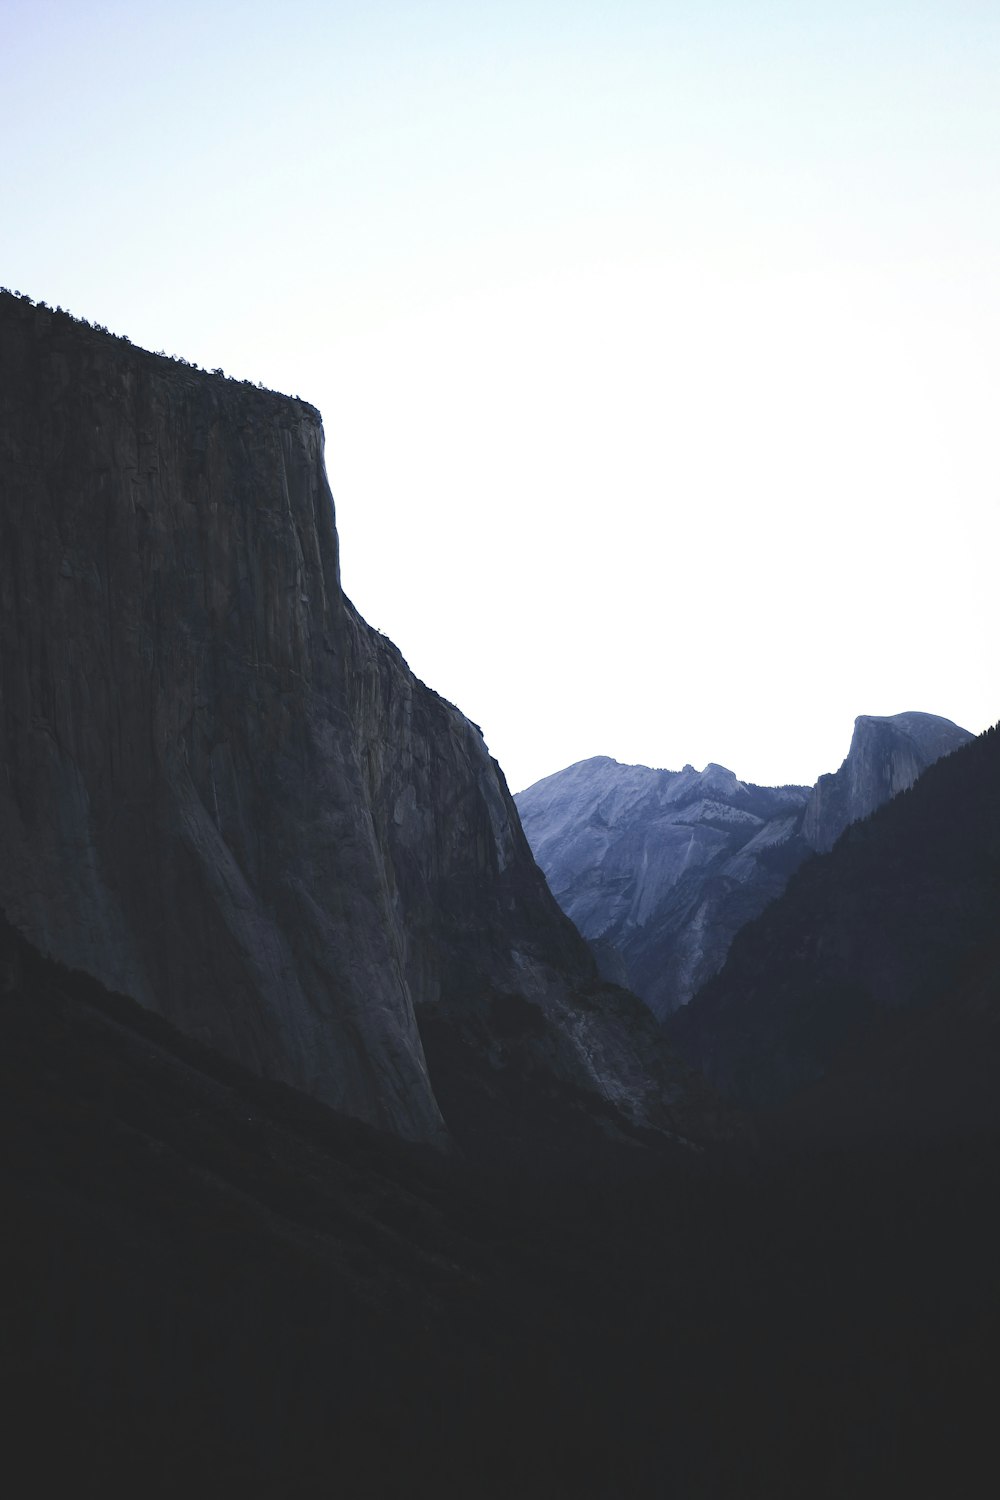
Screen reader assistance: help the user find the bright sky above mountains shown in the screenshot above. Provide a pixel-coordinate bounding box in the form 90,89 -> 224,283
4,0 -> 998,791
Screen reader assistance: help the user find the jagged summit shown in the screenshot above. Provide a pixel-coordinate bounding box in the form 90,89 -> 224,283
803,711 -> 972,852
517,754 -> 811,1018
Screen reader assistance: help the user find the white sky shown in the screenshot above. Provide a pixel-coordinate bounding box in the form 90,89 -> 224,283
3,0 -> 998,792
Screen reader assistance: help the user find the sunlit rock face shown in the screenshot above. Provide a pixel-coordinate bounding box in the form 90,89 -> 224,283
0,292 -> 728,1151
802,712 -> 973,853
516,713 -> 972,1021
516,758 -> 811,1019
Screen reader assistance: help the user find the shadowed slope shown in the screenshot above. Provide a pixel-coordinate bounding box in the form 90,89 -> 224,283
668,724 -> 1000,1118
4,909 -> 1000,1499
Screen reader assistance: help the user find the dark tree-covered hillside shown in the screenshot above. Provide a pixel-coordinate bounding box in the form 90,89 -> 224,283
667,724 -> 1000,1126
4,908 -> 1000,1498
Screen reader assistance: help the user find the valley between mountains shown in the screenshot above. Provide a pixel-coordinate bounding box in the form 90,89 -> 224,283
2,289 -> 997,1499
515,710 -> 971,1019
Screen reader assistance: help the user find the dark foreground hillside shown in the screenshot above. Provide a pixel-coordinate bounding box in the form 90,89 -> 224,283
669,724 -> 1000,1118
3,911 -> 1000,1500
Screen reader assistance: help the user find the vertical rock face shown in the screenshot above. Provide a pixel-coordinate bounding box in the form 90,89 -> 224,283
0,294 -> 445,1142
802,712 -> 972,852
0,293 -> 728,1152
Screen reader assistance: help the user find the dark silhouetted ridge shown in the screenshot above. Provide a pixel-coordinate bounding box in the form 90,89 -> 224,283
668,724 -> 1000,1126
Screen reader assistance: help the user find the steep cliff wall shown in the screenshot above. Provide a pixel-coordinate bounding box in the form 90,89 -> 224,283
0,292 -> 726,1152
0,295 -> 449,1140
802,712 -> 972,852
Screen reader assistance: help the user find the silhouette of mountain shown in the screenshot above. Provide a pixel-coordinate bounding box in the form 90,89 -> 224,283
667,724 -> 1000,1123
4,289 -> 998,1499
0,288 -> 730,1157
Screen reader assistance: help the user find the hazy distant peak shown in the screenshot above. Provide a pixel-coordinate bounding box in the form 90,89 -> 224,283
804,711 -> 973,852
563,754 -> 620,774
856,711 -> 961,726
847,712 -> 972,761
516,709 -> 973,1017
851,711 -> 970,751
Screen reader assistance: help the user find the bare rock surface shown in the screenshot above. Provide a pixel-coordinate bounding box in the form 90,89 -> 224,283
0,294 -> 447,1141
516,713 -> 971,1020
340,613 -> 733,1153
0,293 -> 728,1151
802,711 -> 972,852
517,756 -> 811,1018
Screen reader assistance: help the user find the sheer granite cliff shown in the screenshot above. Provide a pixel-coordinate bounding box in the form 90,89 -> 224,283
802,711 -> 972,852
0,293 -> 724,1152
0,294 -> 448,1142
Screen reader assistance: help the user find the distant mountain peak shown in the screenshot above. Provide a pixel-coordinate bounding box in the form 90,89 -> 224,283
666,722 -> 1000,1123
804,711 -> 972,853
517,712 -> 972,1019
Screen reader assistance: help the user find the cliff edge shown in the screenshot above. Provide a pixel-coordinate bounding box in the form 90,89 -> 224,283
0,293 -> 727,1153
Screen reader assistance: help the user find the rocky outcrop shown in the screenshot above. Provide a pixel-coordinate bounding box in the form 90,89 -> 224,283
0,292 -> 729,1153
0,293 -> 448,1142
802,712 -> 972,851
516,757 -> 812,1018
516,715 -> 972,1021
339,618 -> 735,1157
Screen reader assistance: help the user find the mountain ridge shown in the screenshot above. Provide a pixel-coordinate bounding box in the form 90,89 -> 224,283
4,288 -> 1000,1500
516,711 -> 972,1018
666,722 -> 1000,1119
